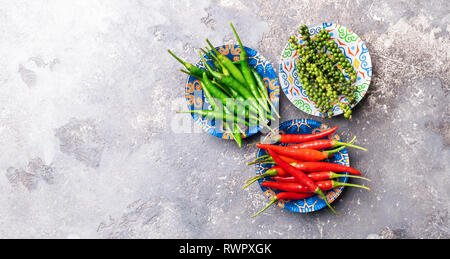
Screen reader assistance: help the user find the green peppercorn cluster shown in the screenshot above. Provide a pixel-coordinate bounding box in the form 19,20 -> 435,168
288,25 -> 358,119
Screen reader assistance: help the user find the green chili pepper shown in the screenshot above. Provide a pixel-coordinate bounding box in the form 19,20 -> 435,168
200,80 -> 218,110
181,68 -> 262,120
203,82 -> 242,147
212,78 -> 244,102
251,67 -> 280,118
216,71 -> 267,118
182,68 -> 237,114
178,72 -> 273,134
230,23 -> 264,105
206,39 -> 248,87
168,49 -> 208,78
221,121 -> 240,147
180,68 -> 241,113
202,72 -> 241,119
179,58 -> 275,133
211,80 -> 233,98
198,53 -> 271,122
176,110 -> 251,128
200,74 -> 246,147
256,86 -> 269,115
251,68 -> 268,101
231,122 -> 243,148
211,80 -> 258,125
202,72 -> 271,132
200,48 -> 227,76
177,109 -> 243,147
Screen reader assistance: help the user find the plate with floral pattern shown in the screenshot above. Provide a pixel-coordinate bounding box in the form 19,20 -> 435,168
255,119 -> 350,213
279,23 -> 372,117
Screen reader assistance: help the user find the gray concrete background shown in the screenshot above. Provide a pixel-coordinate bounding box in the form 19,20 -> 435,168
0,0 -> 449,239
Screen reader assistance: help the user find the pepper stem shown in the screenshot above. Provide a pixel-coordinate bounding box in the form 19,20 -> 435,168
200,48 -> 213,61
331,173 -> 371,182
326,145 -> 347,156
201,47 -> 217,61
333,181 -> 371,191
199,51 -> 212,71
245,169 -> 278,185
180,69 -> 201,79
203,47 -> 230,76
206,39 -> 221,57
247,158 -> 275,165
316,188 -> 339,215
198,52 -> 223,80
168,49 -> 188,67
249,155 -> 270,163
247,160 -> 261,166
257,154 -> 271,160
334,137 -> 368,152
230,22 -> 248,61
176,111 -> 193,114
251,197 -> 279,218
247,155 -> 269,165
242,177 -> 260,189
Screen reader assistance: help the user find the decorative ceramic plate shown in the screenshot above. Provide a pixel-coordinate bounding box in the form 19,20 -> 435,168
185,45 -> 280,139
255,119 -> 350,213
279,23 -> 372,117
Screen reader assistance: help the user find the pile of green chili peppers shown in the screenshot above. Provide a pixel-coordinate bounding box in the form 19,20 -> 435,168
170,23 -> 279,147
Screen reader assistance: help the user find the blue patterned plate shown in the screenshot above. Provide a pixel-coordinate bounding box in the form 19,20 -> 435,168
185,45 -> 280,140
279,23 -> 372,117
255,119 -> 350,213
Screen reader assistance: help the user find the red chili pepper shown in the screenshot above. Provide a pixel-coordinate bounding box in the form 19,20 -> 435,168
271,176 -> 312,183
288,162 -> 362,176
291,136 -> 368,151
244,162 -> 363,189
248,154 -> 300,166
257,144 -> 345,162
243,165 -> 291,189
251,192 -> 314,218
267,149 -> 338,215
268,166 -> 291,178
249,137 -> 362,165
269,126 -> 338,144
272,171 -> 371,182
261,180 -> 371,193
272,155 -> 300,164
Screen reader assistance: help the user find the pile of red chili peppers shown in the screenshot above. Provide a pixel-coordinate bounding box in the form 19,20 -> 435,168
246,126 -> 371,217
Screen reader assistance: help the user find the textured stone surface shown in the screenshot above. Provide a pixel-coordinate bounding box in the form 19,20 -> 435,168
0,0 -> 448,239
